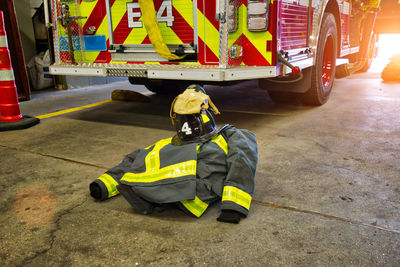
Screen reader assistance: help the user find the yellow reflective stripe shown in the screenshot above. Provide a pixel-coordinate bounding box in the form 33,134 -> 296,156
180,62 -> 201,65
196,145 -> 200,154
80,0 -> 98,25
181,196 -> 208,217
158,24 -> 184,44
240,5 -> 273,64
173,0 -> 194,28
139,0 -> 185,60
85,0 -> 109,62
145,144 -> 154,150
362,0 -> 380,9
124,22 -> 148,45
98,173 -> 119,198
222,186 -> 252,210
211,134 -> 228,155
145,138 -> 172,171
125,17 -> 185,45
201,114 -> 210,123
96,15 -> 109,37
111,0 -> 129,31
85,12 -> 108,63
197,9 -> 219,57
121,160 -> 197,183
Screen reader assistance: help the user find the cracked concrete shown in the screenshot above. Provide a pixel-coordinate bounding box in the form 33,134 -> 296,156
1,67 -> 400,266
19,197 -> 89,266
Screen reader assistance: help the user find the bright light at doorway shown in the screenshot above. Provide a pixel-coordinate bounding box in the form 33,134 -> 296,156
377,34 -> 400,59
371,34 -> 400,72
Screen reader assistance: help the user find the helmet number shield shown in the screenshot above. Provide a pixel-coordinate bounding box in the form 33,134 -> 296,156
181,122 -> 192,135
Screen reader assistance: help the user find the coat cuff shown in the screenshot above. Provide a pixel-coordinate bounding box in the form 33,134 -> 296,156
221,185 -> 252,217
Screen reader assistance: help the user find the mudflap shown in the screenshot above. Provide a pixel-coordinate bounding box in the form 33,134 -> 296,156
258,67 -> 312,93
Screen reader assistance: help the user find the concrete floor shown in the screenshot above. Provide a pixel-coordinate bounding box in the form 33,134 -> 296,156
0,66 -> 399,266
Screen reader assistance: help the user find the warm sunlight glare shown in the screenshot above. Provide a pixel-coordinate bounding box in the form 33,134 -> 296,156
371,34 -> 400,72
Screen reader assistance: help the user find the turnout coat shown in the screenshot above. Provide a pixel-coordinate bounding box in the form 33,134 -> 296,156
90,125 -> 257,218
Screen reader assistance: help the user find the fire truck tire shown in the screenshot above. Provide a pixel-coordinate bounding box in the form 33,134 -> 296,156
143,80 -> 187,95
143,80 -> 167,94
298,13 -> 337,106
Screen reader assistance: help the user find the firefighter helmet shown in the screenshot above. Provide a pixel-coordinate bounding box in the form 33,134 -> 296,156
170,85 -> 220,144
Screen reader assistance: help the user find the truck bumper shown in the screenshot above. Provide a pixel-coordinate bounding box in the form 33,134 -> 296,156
49,63 -> 277,82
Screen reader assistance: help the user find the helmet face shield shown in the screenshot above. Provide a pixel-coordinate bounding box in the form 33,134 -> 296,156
174,109 -> 218,143
175,114 -> 202,141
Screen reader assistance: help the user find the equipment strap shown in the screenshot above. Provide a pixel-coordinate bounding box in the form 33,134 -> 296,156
181,196 -> 209,217
138,0 -> 185,60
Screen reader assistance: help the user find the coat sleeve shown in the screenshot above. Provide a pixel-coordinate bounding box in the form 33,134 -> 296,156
221,126 -> 258,216
89,148 -> 143,200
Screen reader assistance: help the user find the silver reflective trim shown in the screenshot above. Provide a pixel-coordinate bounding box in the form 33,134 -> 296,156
0,69 -> 15,81
105,0 -> 114,46
0,36 -> 8,47
50,65 -> 106,76
193,0 -> 198,50
0,35 -> 8,47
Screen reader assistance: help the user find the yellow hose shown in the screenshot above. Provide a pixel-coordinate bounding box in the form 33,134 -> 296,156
138,0 -> 185,60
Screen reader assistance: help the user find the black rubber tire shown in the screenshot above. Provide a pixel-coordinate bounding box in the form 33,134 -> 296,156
144,80 -> 167,94
144,80 -> 189,95
298,13 -> 337,106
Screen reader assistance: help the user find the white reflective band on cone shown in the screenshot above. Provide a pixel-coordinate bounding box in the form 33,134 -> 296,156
0,36 -> 7,47
0,69 -> 14,81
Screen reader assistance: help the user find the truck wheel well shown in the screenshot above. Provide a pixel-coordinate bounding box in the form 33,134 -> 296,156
324,0 -> 341,56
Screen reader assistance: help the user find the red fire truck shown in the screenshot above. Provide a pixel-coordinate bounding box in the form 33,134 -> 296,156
45,0 -> 381,105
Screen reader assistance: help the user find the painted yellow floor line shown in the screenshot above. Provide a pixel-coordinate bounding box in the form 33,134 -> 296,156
221,109 -> 287,116
36,100 -> 113,119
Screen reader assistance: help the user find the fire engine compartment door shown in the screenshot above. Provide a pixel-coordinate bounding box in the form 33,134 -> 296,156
106,0 -> 197,61
55,0 -> 86,64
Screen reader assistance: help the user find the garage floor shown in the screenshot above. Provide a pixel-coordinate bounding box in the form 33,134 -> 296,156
1,67 -> 399,266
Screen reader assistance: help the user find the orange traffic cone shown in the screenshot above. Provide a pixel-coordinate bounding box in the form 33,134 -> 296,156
0,11 -> 39,131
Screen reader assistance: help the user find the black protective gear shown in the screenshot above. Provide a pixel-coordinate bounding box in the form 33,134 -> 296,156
89,183 -> 102,200
91,125 -> 257,219
117,184 -> 155,215
89,149 -> 140,201
217,210 -> 244,224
